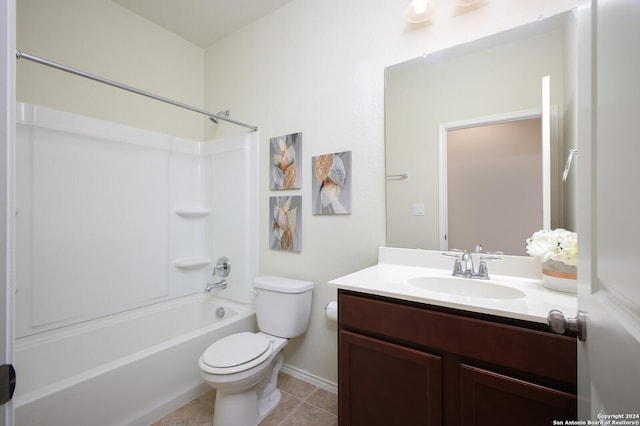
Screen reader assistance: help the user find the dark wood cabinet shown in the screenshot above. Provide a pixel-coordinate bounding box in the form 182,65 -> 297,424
340,330 -> 442,425
338,290 -> 577,425
460,364 -> 576,426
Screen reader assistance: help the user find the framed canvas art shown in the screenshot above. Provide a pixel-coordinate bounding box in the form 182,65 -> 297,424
269,195 -> 302,252
270,132 -> 302,190
312,151 -> 352,215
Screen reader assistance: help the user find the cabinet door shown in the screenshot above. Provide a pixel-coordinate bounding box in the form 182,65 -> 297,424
460,364 -> 576,426
339,330 -> 442,426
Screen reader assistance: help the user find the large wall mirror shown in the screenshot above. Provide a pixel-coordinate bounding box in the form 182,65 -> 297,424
385,10 -> 577,255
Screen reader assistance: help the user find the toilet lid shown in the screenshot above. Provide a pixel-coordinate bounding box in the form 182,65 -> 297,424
202,332 -> 271,370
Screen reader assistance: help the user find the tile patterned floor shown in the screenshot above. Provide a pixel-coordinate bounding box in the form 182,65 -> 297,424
151,372 -> 338,426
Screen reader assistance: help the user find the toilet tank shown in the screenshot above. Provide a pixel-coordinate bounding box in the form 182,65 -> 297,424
253,276 -> 314,338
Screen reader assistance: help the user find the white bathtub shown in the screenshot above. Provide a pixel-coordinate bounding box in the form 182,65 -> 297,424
14,293 -> 257,426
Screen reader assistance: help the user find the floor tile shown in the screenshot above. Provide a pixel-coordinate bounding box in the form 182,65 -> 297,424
150,398 -> 214,426
152,372 -> 337,426
279,402 -> 338,426
197,389 -> 216,407
277,372 -> 317,400
259,391 -> 303,426
306,388 -> 338,416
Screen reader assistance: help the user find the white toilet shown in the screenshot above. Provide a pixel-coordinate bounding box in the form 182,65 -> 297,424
199,276 -> 314,426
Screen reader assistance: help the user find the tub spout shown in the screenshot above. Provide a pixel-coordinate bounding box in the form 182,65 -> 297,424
205,279 -> 228,292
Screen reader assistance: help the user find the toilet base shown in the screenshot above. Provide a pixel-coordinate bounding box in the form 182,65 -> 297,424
211,351 -> 285,426
213,387 -> 284,426
212,386 -> 282,426
258,388 -> 281,423
213,390 -> 258,426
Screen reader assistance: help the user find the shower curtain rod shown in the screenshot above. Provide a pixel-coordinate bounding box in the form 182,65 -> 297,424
15,49 -> 258,131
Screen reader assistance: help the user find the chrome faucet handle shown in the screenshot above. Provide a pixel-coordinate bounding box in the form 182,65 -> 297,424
444,249 -> 474,276
475,256 -> 501,279
213,256 -> 231,277
480,255 -> 502,261
442,251 -> 461,258
442,252 -> 464,276
472,245 -> 504,255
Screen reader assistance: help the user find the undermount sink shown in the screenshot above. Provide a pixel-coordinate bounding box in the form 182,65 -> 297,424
407,276 -> 526,300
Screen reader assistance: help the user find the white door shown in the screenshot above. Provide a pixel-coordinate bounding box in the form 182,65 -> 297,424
576,0 -> 640,418
0,0 -> 16,426
1,0 -> 15,425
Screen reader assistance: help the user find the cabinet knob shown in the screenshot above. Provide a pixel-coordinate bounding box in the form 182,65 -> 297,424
547,309 -> 587,341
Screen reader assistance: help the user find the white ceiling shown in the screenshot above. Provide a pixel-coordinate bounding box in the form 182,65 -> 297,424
113,0 -> 294,48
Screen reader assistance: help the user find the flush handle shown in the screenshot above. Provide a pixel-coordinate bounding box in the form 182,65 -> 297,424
547,309 -> 587,341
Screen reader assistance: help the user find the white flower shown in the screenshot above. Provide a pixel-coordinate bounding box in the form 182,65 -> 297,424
526,228 -> 577,266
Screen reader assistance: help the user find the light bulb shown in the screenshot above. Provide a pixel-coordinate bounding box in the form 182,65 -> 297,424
404,0 -> 435,23
412,1 -> 428,15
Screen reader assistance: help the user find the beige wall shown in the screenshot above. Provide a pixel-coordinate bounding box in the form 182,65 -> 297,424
16,0 -> 205,141
203,0 -> 576,384
16,0 -> 577,387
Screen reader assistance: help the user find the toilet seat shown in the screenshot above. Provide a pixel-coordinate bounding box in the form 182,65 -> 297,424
201,332 -> 272,375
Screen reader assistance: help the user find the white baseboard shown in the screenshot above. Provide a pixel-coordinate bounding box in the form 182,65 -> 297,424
281,364 -> 338,395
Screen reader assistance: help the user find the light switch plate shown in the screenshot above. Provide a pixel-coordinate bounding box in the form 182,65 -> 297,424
412,203 -> 425,216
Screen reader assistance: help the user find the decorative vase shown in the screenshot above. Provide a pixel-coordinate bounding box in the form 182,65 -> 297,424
541,260 -> 577,293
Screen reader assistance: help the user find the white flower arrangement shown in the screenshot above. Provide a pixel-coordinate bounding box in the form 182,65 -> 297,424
526,228 -> 577,267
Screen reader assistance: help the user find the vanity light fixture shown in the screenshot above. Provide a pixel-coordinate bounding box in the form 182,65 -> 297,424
404,0 -> 436,23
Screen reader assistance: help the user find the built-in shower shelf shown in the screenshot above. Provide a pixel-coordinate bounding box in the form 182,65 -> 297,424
174,257 -> 211,269
174,207 -> 211,218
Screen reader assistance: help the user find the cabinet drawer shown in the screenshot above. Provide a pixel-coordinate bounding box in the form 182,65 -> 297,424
339,291 -> 576,384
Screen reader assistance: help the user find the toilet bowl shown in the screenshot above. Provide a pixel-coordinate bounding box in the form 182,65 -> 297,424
198,276 -> 313,426
199,332 -> 288,425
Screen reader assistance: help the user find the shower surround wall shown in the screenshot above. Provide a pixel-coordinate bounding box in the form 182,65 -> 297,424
15,102 -> 258,338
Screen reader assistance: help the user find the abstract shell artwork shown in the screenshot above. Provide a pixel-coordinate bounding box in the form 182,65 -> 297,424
270,196 -> 302,252
312,151 -> 352,215
270,132 -> 302,190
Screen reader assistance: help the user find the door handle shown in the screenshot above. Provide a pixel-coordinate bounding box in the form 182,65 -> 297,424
547,310 -> 587,341
0,364 -> 16,405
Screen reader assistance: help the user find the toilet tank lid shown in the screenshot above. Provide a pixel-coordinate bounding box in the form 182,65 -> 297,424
253,276 -> 314,293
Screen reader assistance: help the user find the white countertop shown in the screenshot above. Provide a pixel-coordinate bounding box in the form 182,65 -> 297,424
328,247 -> 577,324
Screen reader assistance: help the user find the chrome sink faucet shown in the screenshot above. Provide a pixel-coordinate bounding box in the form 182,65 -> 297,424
459,250 -> 475,277
442,245 -> 501,280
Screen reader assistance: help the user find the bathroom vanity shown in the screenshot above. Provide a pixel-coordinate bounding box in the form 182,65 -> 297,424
329,248 -> 578,425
